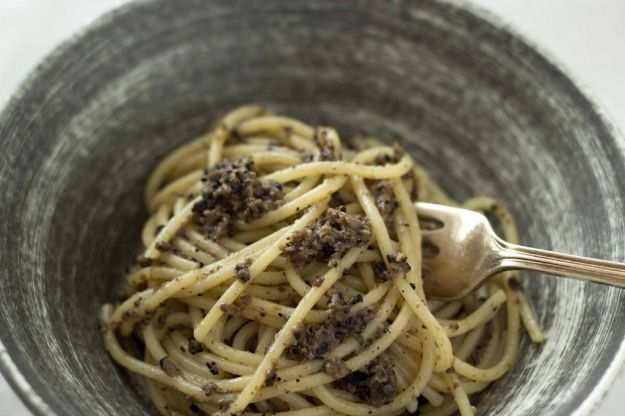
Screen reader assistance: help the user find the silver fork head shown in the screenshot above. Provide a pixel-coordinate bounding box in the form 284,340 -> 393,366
415,202 -> 503,299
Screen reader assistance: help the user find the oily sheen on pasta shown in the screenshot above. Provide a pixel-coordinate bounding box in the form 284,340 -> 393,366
99,105 -> 544,416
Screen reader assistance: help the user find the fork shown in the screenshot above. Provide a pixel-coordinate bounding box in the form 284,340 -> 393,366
415,202 -> 625,299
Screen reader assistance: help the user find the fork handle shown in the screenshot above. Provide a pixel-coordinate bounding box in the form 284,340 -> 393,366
497,239 -> 625,288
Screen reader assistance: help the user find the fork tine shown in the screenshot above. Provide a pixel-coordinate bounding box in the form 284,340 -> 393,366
414,202 -> 456,221
414,202 -> 454,235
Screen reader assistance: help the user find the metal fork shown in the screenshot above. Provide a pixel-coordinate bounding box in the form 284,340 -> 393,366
415,202 -> 625,299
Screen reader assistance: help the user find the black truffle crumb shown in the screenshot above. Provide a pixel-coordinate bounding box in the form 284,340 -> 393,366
286,292 -> 375,361
191,158 -> 284,240
315,128 -> 341,161
235,258 -> 253,282
206,361 -> 219,375
284,208 -> 371,268
334,355 -> 398,407
312,276 -> 325,287
219,303 -> 242,318
202,382 -> 223,396
265,366 -> 278,386
373,143 -> 405,165
159,356 -> 182,377
371,181 -> 399,231
373,262 -> 391,282
136,255 -> 154,267
155,241 -> 174,252
386,252 -> 411,276
373,252 -> 413,281
188,338 -> 204,354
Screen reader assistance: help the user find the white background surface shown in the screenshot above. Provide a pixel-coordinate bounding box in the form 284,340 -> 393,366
0,0 -> 624,414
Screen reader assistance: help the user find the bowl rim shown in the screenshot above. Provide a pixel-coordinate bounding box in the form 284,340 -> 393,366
0,0 -> 624,415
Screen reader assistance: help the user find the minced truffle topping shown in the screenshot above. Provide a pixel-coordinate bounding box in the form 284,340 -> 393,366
202,382 -> 223,396
206,361 -> 219,375
334,355 -> 398,407
328,290 -> 363,318
188,338 -> 204,354
219,302 -> 242,318
283,208 -> 371,268
315,128 -> 341,161
155,241 -> 175,252
371,181 -> 398,231
386,252 -> 411,275
373,252 -> 411,281
286,292 -> 374,361
159,356 -> 182,377
373,261 -> 392,282
136,255 -> 154,268
373,143 -> 406,165
265,366 -> 278,386
235,258 -> 253,282
191,158 -> 284,239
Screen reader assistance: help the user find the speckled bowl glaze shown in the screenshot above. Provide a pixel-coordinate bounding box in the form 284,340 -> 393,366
1,0 -> 624,415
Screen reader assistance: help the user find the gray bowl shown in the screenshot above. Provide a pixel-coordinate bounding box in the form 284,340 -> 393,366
1,0 -> 624,415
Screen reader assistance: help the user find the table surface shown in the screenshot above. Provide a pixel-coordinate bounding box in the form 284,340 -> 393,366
1,0 -> 624,414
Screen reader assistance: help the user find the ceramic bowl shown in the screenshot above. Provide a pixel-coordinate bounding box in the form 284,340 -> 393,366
1,0 -> 624,414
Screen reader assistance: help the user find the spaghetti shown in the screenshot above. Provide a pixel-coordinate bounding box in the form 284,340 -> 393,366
99,105 -> 544,416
